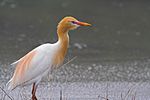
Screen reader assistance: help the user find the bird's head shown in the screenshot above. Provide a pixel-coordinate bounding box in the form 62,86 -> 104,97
57,16 -> 91,33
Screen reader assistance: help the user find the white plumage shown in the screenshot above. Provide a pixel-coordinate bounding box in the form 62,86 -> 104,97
7,43 -> 59,90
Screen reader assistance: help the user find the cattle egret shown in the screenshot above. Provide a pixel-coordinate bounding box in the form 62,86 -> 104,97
6,16 -> 91,100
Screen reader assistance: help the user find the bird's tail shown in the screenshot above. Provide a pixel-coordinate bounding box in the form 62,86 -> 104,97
6,79 -> 15,91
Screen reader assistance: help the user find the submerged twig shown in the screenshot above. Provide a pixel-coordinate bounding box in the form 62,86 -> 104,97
98,82 -> 109,100
124,87 -> 132,100
0,86 -> 13,100
46,56 -> 77,83
121,92 -> 123,100
106,82 -> 109,100
98,95 -> 109,100
122,82 -> 142,100
61,56 -> 77,68
132,92 -> 136,100
60,89 -> 62,100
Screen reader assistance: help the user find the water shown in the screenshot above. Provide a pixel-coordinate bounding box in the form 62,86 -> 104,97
1,82 -> 150,100
0,0 -> 150,99
0,0 -> 150,64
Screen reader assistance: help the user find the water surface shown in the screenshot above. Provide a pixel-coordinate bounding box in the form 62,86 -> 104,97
0,0 -> 150,99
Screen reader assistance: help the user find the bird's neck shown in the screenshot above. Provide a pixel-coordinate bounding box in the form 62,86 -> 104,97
57,27 -> 69,48
58,32 -> 69,52
57,26 -> 69,42
53,26 -> 69,67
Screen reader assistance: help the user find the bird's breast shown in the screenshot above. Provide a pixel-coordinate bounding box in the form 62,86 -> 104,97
52,40 -> 69,68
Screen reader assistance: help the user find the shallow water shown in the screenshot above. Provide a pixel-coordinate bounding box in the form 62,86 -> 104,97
0,0 -> 150,99
1,82 -> 150,100
0,0 -> 150,64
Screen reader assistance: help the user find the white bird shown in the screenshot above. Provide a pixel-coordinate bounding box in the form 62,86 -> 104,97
6,16 -> 91,100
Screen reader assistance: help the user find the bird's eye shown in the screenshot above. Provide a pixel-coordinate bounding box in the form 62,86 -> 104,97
71,21 -> 76,24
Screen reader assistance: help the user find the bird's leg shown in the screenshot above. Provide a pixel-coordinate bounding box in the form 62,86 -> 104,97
32,83 -> 38,100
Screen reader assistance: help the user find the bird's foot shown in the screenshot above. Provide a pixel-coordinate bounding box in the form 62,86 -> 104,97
32,95 -> 37,100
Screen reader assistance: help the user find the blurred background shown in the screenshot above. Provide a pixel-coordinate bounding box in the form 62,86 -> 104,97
0,0 -> 150,83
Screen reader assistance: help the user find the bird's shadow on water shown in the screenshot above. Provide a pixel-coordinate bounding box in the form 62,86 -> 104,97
0,82 -> 143,100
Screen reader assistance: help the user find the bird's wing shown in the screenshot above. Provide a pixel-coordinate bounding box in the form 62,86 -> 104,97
7,44 -> 55,90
